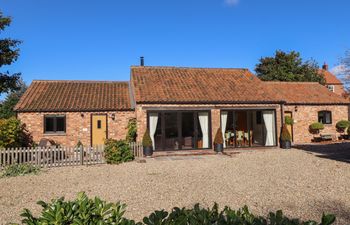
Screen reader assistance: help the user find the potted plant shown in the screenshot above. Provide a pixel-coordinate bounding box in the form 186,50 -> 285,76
142,129 -> 153,157
309,122 -> 324,142
336,120 -> 350,140
214,128 -> 224,153
280,124 -> 292,149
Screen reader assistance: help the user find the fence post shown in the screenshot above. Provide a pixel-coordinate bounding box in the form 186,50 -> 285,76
80,146 -> 84,165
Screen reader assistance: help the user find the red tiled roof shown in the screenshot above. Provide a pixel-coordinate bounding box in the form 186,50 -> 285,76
319,69 -> 343,85
265,81 -> 349,104
131,66 -> 284,104
14,80 -> 133,112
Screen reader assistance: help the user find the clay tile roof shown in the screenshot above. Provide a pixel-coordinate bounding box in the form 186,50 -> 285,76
264,82 -> 349,105
131,66 -> 284,104
14,80 -> 133,112
319,69 -> 343,85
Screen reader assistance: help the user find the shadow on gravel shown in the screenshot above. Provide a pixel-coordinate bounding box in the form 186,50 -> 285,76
314,199 -> 350,224
294,142 -> 350,164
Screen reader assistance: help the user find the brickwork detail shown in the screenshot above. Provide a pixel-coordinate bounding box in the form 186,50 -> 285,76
18,111 -> 135,147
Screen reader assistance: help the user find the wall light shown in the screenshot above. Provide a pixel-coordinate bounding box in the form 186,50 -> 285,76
294,106 -> 298,112
111,113 -> 115,120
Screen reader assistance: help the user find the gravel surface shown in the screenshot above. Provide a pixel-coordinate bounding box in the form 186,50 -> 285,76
0,148 -> 349,224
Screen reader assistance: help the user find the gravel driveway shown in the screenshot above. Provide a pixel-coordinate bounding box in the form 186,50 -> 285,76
0,148 -> 349,224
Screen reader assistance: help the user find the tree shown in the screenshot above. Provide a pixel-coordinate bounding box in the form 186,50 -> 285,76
255,50 -> 325,84
339,50 -> 350,93
0,11 -> 22,94
0,79 -> 27,119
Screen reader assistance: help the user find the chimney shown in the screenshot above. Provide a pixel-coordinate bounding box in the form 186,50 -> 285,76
322,62 -> 329,71
140,56 -> 144,66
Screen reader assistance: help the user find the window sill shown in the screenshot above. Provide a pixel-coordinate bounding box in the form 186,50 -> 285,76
43,133 -> 67,136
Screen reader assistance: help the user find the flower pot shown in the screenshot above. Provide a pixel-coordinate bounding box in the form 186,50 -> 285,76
143,146 -> 153,157
214,143 -> 224,153
280,140 -> 291,149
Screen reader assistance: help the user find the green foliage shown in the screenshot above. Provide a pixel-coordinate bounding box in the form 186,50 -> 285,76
0,117 -> 33,148
142,204 -> 335,225
309,122 -> 325,134
284,116 -> 294,125
18,195 -> 336,225
1,164 -> 40,177
104,139 -> 134,164
335,120 -> 350,132
0,79 -> 27,119
19,192 -> 138,225
255,50 -> 325,84
142,129 -> 153,148
126,118 -> 137,142
214,128 -> 224,144
0,11 -> 22,94
280,125 -> 292,142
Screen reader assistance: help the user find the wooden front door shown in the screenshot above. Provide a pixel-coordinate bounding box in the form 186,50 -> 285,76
284,111 -> 293,141
91,115 -> 107,146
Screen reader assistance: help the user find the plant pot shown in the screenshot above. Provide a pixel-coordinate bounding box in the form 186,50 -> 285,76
143,146 -> 153,157
214,143 -> 224,153
280,140 -> 291,149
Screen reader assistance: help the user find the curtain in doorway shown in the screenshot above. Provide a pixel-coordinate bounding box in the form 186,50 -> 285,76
262,111 -> 276,146
198,112 -> 209,148
149,113 -> 159,150
221,111 -> 228,148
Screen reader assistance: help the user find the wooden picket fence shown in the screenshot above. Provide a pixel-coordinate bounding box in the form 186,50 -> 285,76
0,142 -> 143,169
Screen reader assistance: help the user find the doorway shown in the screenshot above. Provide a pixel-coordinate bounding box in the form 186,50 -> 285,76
91,114 -> 107,146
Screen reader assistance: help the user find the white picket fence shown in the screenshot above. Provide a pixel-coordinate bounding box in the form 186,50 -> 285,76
0,142 -> 143,169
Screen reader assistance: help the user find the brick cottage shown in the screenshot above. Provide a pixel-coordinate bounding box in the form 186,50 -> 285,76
14,64 -> 350,152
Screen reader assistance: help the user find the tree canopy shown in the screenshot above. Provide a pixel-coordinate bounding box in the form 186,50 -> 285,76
0,11 -> 22,94
0,79 -> 27,119
255,50 -> 325,84
340,50 -> 350,92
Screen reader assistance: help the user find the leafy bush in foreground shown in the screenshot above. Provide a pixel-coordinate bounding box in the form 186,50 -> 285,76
17,192 -> 336,225
1,164 -> 40,177
104,139 -> 134,164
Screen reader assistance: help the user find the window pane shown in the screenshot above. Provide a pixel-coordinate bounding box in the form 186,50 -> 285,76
56,117 -> 65,132
45,117 -> 55,132
97,120 -> 102,129
325,112 -> 331,124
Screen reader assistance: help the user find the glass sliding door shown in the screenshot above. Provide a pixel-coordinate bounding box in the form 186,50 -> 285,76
221,109 -> 277,148
164,112 -> 179,150
148,111 -> 211,151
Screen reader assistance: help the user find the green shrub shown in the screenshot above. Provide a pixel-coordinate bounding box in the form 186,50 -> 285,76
309,122 -> 324,134
143,204 -> 335,225
104,139 -> 134,164
281,124 -> 291,142
214,128 -> 223,144
1,164 -> 40,177
76,140 -> 83,148
142,129 -> 152,148
335,120 -> 350,132
18,194 -> 336,225
126,118 -> 137,143
19,192 -> 137,225
285,116 -> 294,125
0,117 -> 33,148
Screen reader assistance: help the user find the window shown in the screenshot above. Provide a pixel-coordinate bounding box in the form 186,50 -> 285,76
318,111 -> 332,124
256,111 -> 262,125
327,85 -> 335,92
44,115 -> 66,133
97,120 -> 102,129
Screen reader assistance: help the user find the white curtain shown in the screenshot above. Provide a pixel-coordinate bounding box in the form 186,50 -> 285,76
263,111 -> 276,146
198,112 -> 209,148
149,113 -> 158,150
221,111 -> 228,148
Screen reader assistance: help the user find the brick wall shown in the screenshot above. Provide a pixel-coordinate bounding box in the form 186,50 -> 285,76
283,105 -> 349,143
17,111 -> 135,147
135,103 -> 282,149
333,84 -> 346,96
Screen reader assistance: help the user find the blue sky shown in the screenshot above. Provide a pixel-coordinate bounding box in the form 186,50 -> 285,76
1,0 -> 350,85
